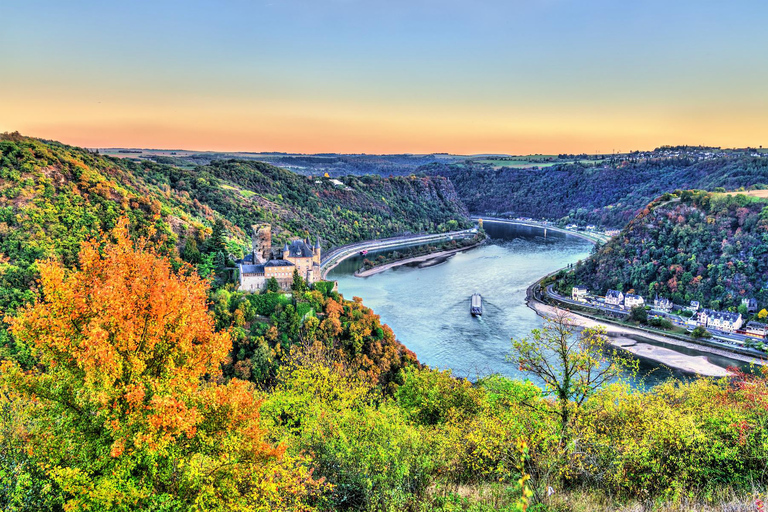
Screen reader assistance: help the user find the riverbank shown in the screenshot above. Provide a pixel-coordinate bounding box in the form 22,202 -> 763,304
320,228 -> 478,279
354,241 -> 484,277
526,286 -> 765,377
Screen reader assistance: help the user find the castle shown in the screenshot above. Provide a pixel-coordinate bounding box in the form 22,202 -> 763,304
238,224 -> 321,292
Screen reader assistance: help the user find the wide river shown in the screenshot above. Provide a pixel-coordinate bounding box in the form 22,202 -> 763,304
327,222 -> 747,386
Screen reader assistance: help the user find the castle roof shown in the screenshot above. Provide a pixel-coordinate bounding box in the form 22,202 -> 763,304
284,239 -> 316,258
265,259 -> 295,267
240,264 -> 265,275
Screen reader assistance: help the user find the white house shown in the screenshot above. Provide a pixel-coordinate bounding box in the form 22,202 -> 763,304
700,309 -> 743,333
605,290 -> 624,307
688,300 -> 700,312
572,286 -> 588,302
624,294 -> 645,309
653,296 -> 673,312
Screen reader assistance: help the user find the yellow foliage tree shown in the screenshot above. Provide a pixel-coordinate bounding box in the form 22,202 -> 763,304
2,219 -> 321,511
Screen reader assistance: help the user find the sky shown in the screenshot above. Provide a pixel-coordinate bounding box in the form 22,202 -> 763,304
2,0 -> 767,154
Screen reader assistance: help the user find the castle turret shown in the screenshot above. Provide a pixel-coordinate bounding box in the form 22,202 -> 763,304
313,237 -> 321,264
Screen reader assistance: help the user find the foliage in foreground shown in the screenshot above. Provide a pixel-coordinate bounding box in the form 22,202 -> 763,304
0,220 -> 322,511
1,218 -> 768,511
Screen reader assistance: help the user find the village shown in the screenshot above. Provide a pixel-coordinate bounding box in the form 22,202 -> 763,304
561,286 -> 768,350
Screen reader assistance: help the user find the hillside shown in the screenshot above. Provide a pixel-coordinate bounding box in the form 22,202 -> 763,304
424,156 -> 768,228
560,190 -> 768,310
0,134 -> 469,359
150,158 -> 470,248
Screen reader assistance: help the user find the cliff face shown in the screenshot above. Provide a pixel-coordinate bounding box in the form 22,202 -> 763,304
564,190 -> 768,310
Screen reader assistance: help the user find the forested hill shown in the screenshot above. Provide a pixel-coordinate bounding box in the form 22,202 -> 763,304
562,190 -> 768,310
0,134 -> 469,342
156,158 -> 470,247
423,156 -> 768,228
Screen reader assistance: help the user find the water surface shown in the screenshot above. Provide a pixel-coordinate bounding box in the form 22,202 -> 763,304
328,223 -> 746,386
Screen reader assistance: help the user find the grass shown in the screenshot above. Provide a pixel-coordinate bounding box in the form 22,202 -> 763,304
426,483 -> 766,511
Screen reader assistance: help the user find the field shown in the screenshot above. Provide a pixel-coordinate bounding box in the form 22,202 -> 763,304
726,189 -> 768,198
474,155 -> 602,169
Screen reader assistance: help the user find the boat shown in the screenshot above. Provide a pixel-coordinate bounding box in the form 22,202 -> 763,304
470,293 -> 483,316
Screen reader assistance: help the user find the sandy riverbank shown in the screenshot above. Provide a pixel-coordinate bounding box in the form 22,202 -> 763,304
354,243 -> 482,278
528,299 -> 765,377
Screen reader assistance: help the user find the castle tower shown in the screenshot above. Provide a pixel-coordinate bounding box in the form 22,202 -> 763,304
313,237 -> 321,265
251,224 -> 272,263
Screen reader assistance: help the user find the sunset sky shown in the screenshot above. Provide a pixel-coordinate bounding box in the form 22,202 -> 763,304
2,0 -> 767,154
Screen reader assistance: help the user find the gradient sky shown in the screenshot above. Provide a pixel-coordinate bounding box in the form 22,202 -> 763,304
2,0 -> 767,154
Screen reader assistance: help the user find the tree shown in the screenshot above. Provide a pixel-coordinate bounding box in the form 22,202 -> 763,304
629,306 -> 648,324
267,276 -> 281,292
509,310 -> 627,433
206,218 -> 227,254
1,219 -> 320,511
759,308 -> 768,319
292,268 -> 307,294
690,326 -> 712,339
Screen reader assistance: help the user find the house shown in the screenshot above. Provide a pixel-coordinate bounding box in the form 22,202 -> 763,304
653,296 -> 673,312
700,309 -> 743,333
688,300 -> 700,312
745,321 -> 768,338
742,297 -> 759,313
686,318 -> 701,330
572,286 -> 588,302
605,290 -> 624,307
238,224 -> 322,292
624,294 -> 645,309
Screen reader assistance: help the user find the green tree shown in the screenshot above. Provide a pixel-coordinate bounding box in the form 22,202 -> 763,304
629,306 -> 648,323
182,237 -> 201,264
291,268 -> 307,294
267,276 -> 281,293
206,218 -> 227,254
691,326 -> 712,339
508,310 -> 626,433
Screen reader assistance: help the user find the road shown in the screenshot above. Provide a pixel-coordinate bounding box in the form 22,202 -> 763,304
320,229 -> 478,278
543,284 -> 766,357
470,216 -> 611,244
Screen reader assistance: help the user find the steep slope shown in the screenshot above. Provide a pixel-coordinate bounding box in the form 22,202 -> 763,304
425,156 -> 768,228
151,158 -> 470,247
561,190 -> 768,310
0,134 -> 470,357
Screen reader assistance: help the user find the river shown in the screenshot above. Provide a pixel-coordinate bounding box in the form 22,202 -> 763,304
327,222 -> 749,387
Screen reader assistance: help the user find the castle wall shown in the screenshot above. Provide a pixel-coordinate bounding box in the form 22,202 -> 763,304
240,274 -> 266,292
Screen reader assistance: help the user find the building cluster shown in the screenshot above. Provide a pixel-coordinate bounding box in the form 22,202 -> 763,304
237,224 -> 322,292
569,287 -> 767,338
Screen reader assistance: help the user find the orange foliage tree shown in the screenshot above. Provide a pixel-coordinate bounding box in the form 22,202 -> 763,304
1,219 -> 321,511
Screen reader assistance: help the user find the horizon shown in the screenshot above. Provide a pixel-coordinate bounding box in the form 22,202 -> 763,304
3,1 -> 768,154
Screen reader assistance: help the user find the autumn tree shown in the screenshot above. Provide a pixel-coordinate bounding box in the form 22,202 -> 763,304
1,219 -> 321,511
